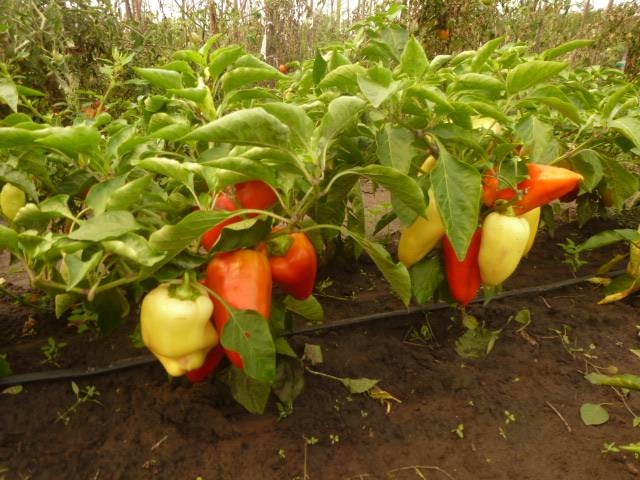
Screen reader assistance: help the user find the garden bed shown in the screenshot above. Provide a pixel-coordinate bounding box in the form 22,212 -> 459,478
2,218 -> 640,480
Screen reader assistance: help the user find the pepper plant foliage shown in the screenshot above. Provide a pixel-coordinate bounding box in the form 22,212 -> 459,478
0,6 -> 639,412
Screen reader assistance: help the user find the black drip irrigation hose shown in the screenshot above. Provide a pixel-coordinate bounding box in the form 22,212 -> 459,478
0,269 -> 625,388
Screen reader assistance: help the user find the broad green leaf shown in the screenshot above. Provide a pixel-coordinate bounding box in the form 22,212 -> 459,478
318,64 -> 365,92
148,210 -> 233,251
68,211 -> 143,242
15,85 -> 45,97
86,287 -> 130,334
0,78 -> 19,112
102,233 -> 165,267
580,403 -> 609,426
578,229 -> 640,252
431,143 -> 481,261
585,372 -> 640,390
429,124 -> 483,153
315,96 -> 367,146
455,73 -> 505,97
134,67 -> 183,89
471,37 -> 504,72
235,54 -> 279,71
136,157 -> 192,185
221,67 -> 284,93
345,230 -> 411,306
430,54 -> 452,70
0,354 -> 11,378
167,86 -> 208,103
313,48 -> 328,85
506,61 -> 567,94
204,157 -> 276,185
86,176 -> 127,215
303,344 -> 323,365
341,377 -> 380,394
0,127 -> 43,148
283,295 -> 324,323
602,84 -> 635,119
455,325 -> 500,359
376,125 -> 418,175
272,357 -> 305,404
63,251 -> 103,290
406,85 -> 453,111
224,366 -> 271,414
528,96 -> 580,124
55,293 -> 80,319
36,125 -> 101,155
515,116 -> 557,165
0,225 -> 19,253
173,49 -> 205,66
199,33 -> 225,58
541,39 -> 594,60
410,255 -> 444,304
211,217 -> 272,254
466,101 -> 510,125
13,195 -> 74,228
601,156 -> 639,209
0,164 -> 38,201
208,45 -> 244,79
184,108 -> 290,148
221,309 -> 276,383
106,175 -> 153,211
400,36 -> 428,78
610,117 -> 640,149
260,103 -> 313,149
357,66 -> 397,108
570,150 -> 603,192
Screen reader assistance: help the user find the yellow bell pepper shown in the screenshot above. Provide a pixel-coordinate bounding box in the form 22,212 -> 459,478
398,189 -> 445,268
0,183 -> 26,221
140,275 -> 218,377
521,207 -> 541,256
478,212 -> 530,287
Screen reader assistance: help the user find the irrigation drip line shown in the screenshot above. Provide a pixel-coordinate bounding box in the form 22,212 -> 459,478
0,269 -> 626,388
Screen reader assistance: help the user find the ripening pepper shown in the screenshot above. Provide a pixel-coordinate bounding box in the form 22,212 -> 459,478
202,180 -> 278,250
205,249 -> 272,369
140,276 -> 218,377
267,232 -> 317,300
478,212 -> 530,287
0,183 -> 26,221
186,345 -> 225,383
483,163 -> 583,214
443,229 -> 482,306
521,207 -> 541,256
398,189 -> 445,268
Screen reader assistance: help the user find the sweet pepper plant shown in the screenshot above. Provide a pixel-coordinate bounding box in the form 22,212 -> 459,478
0,5 -> 639,412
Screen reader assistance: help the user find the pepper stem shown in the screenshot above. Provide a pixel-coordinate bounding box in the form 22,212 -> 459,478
170,272 -> 199,301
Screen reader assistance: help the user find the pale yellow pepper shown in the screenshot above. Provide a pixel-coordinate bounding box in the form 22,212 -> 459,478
398,189 -> 445,268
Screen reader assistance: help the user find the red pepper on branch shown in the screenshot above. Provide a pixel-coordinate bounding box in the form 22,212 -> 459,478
266,232 -> 317,300
186,345 -> 225,383
443,230 -> 482,306
483,163 -> 583,214
204,249 -> 272,369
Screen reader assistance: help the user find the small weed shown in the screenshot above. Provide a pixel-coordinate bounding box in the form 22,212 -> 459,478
56,382 -> 102,425
451,423 -> 465,439
41,337 -> 67,367
304,436 -> 318,445
408,318 -> 436,345
329,434 -> 340,445
498,427 -> 508,439
67,307 -> 99,334
129,324 -> 145,349
277,401 -> 294,421
558,238 -> 589,272
504,410 -> 517,424
277,448 -> 286,460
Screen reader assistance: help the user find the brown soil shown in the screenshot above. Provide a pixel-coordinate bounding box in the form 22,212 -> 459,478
2,219 -> 640,480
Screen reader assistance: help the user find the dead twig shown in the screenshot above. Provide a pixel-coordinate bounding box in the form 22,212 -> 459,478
545,401 -> 572,433
386,465 -> 456,480
150,434 -> 168,451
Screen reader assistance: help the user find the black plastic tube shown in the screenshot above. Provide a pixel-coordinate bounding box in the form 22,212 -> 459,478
0,269 -> 625,387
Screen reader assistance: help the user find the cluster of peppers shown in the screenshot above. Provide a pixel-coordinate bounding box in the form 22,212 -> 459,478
141,180 -> 317,382
399,162 -> 583,306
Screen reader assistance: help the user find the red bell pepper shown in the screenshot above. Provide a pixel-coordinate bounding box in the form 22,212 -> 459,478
186,345 -> 225,383
443,230 -> 482,306
267,232 -> 317,300
483,163 -> 583,214
201,192 -> 240,250
205,249 -> 272,369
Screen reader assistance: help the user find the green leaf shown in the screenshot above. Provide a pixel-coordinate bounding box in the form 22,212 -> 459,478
63,251 -> 103,290
570,150 -> 603,192
204,157 -> 275,185
221,309 -> 276,383
585,372 -> 640,391
601,84 -> 635,119
272,357 -> 305,404
400,36 -> 428,78
314,96 -> 367,149
318,64 -> 365,92
0,78 -> 19,112
467,101 -> 510,125
221,67 -> 284,92
183,108 -> 290,148
68,211 -> 143,242
313,48 -> 328,85
208,45 -> 244,79
376,125 -> 418,175
601,156 -> 639,209
610,117 -> 640,149
345,230 -> 411,306
506,61 -> 567,94
106,175 -> 153,212
455,73 -> 505,97
406,85 -> 453,111
357,66 -> 397,108
134,67 -> 183,89
541,40 -> 594,60
2,385 -> 23,395
0,127 -> 43,148
410,256 -> 444,304
55,293 -> 80,319
471,37 -> 504,72
283,295 -> 324,323
211,217 -> 272,254
303,344 -> 323,365
136,157 -> 193,185
36,125 -> 101,155
515,116 -> 557,165
431,143 -> 481,261
259,103 -> 313,149
86,176 -> 127,215
224,365 -> 271,414
580,403 -> 609,426
527,95 -> 580,124
148,210 -> 232,252
455,325 -> 500,359
341,377 -> 379,394
86,287 -> 130,335
0,225 -> 19,254
578,229 -> 640,252
102,233 -> 165,267
14,195 -> 74,229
